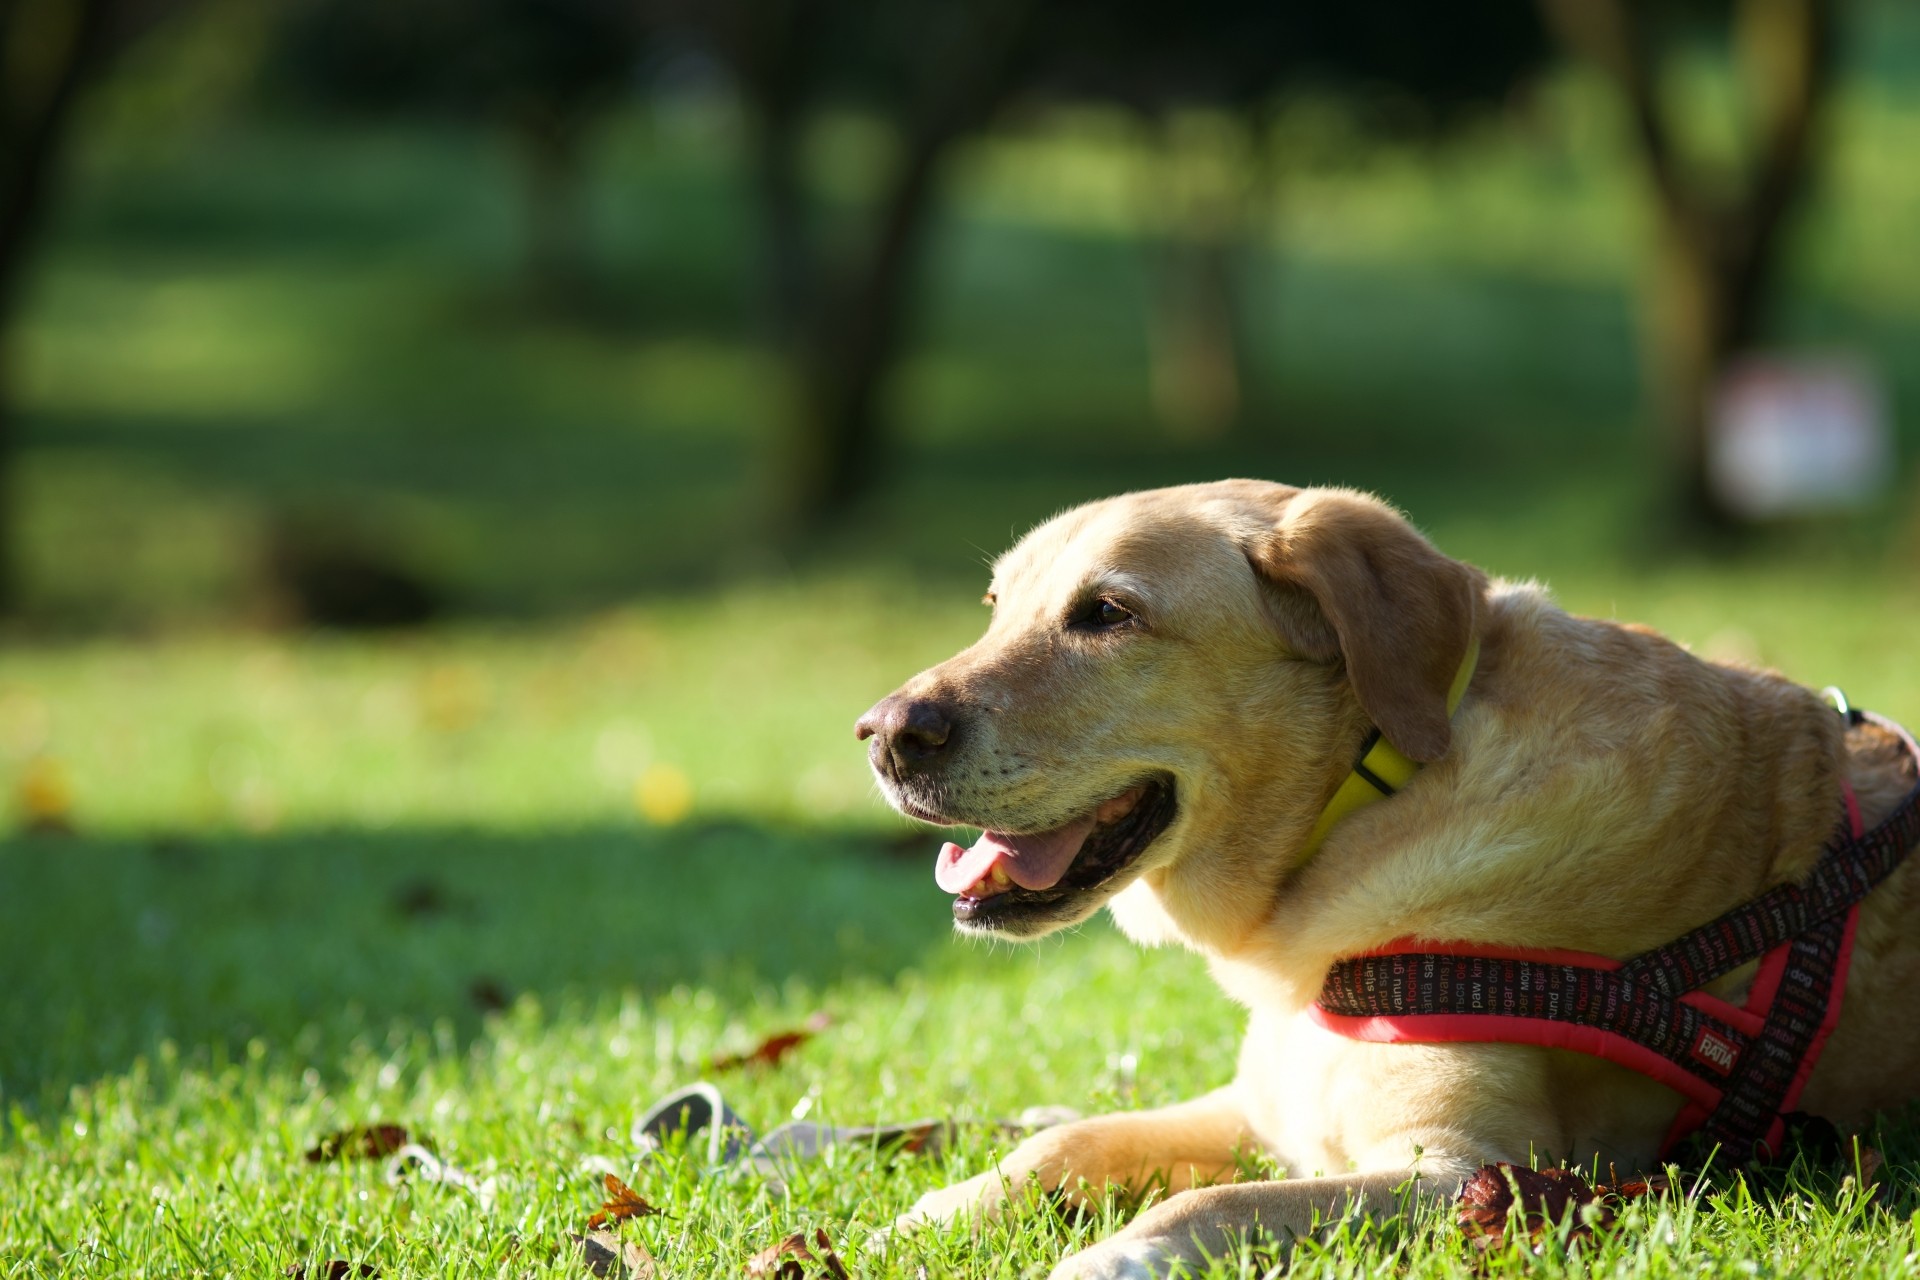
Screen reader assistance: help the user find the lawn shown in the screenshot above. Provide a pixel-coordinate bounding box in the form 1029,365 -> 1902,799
6,565 -> 1920,1277
8,15 -> 1920,1273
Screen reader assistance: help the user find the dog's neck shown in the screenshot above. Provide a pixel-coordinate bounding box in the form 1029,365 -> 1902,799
1120,582 -> 1849,1013
1110,622 -> 1484,965
1295,638 -> 1481,860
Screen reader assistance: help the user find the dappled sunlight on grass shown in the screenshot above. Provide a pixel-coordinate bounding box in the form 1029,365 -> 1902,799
18,268 -> 343,421
8,808 -> 1920,1278
8,532 -> 1920,1277
0,817 -> 1244,1276
0,579 -> 983,833
5,559 -> 1920,839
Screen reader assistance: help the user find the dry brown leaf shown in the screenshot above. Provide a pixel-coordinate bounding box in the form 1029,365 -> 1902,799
587,1173 -> 667,1229
572,1229 -> 658,1279
744,1228 -> 849,1279
469,976 -> 512,1013
1859,1144 -> 1885,1183
304,1125 -> 415,1164
710,1013 -> 832,1073
16,757 -> 73,835
1457,1162 -> 1669,1257
1851,1140 -> 1887,1204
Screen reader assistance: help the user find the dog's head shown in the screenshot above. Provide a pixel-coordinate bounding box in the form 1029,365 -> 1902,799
857,480 -> 1483,942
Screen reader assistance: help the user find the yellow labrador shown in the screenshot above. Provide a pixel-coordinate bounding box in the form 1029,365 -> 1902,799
855,480 -> 1920,1280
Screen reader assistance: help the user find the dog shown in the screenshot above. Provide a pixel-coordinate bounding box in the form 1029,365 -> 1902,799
855,480 -> 1920,1280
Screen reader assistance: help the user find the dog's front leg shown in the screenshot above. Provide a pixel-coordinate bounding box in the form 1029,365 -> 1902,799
1047,1162 -> 1472,1280
897,1086 -> 1251,1231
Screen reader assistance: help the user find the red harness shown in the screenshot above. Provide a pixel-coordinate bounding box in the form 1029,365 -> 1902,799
1309,709 -> 1920,1161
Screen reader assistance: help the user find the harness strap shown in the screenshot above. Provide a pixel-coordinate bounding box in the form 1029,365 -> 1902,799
1616,710 -> 1920,998
1681,910 -> 1855,1155
1312,708 -> 1920,1161
1315,945 -> 1767,1104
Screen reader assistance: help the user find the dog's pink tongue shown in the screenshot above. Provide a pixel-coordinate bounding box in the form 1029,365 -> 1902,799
935,819 -> 1097,895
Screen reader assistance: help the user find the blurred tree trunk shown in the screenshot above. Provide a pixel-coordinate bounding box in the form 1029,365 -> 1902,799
1542,0 -> 1835,530
775,118 -> 952,525
734,0 -> 817,350
1148,233 -> 1243,440
753,103 -> 812,346
1139,113 -> 1259,441
1,0 -> 126,617
724,0 -> 1037,538
510,103 -> 588,305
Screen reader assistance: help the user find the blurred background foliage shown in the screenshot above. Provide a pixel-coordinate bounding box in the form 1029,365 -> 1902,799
2,0 -> 1919,841
0,0 -> 1911,635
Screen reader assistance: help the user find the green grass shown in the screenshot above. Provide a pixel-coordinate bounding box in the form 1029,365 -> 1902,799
7,571 -> 1920,1277
1,823 -> 1246,1278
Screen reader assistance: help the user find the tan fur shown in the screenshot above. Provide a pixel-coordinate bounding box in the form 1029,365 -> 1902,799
864,481 -> 1920,1280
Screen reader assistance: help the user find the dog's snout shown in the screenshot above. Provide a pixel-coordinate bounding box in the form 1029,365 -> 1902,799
856,693 -> 956,779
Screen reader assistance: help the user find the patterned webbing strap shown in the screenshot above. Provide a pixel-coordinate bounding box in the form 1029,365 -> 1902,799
1316,710 -> 1920,1159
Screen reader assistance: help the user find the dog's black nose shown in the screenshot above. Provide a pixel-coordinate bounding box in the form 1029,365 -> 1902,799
856,694 -> 955,779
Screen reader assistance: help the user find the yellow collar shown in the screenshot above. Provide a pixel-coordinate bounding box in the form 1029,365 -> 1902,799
1297,638 -> 1480,858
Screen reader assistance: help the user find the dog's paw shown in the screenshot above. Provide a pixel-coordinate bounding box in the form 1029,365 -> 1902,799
892,1168 -> 1015,1235
1047,1237 -> 1176,1280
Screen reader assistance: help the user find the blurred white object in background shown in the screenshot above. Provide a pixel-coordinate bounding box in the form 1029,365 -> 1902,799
1709,356 -> 1891,518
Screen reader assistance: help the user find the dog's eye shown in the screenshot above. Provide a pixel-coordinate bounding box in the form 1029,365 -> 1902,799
1072,597 -> 1136,631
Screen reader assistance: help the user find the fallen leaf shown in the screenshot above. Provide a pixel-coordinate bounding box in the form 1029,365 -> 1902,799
16,757 -> 73,835
745,1228 -> 849,1279
588,1173 -> 666,1229
634,764 -> 693,825
147,836 -> 201,869
392,878 -> 451,919
419,663 -> 491,734
1858,1143 -> 1885,1185
1848,1139 -> 1886,1205
304,1125 -> 415,1164
572,1229 -> 657,1279
710,1013 -> 833,1073
469,976 -> 511,1012
283,1264 -> 377,1279
1457,1163 -> 1668,1256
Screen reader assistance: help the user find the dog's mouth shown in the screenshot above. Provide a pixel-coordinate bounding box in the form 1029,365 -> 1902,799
933,775 -> 1177,934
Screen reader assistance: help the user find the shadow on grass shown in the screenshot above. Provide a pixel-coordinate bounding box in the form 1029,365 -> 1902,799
0,820 -> 942,1109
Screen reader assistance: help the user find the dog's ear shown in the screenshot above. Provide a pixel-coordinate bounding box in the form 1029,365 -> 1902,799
1246,489 -> 1481,763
